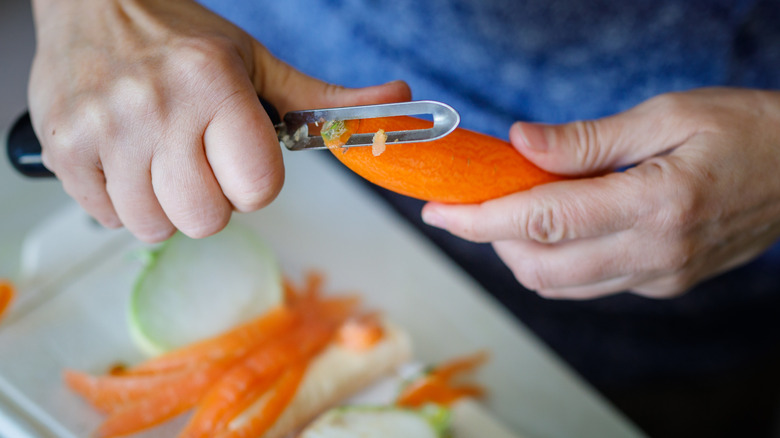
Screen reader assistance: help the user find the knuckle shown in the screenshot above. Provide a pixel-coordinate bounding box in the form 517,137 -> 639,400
171,36 -> 239,80
40,103 -> 109,169
657,239 -> 696,273
520,201 -> 567,243
647,166 -> 700,232
567,120 -> 604,169
229,168 -> 284,212
109,76 -> 164,118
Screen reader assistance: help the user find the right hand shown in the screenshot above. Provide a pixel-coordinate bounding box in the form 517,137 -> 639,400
29,0 -> 411,242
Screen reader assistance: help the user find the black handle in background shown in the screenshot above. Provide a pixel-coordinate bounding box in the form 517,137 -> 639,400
6,112 -> 54,177
4,97 -> 281,179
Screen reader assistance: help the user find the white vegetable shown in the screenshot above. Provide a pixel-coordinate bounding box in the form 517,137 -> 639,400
300,405 -> 450,438
128,223 -> 283,355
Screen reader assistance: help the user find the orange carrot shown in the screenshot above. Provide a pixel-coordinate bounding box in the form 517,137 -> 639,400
130,306 -> 298,375
180,319 -> 338,438
432,350 -> 489,381
0,280 -> 15,322
327,116 -> 565,203
65,271 -> 373,438
218,361 -> 308,438
94,362 -> 231,437
336,312 -> 384,351
65,368 -> 196,413
397,351 -> 489,408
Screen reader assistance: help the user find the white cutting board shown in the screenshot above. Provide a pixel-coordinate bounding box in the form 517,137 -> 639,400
0,150 -> 644,438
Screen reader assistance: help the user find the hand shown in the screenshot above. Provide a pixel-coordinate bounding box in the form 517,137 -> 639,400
29,0 -> 410,242
421,88 -> 780,299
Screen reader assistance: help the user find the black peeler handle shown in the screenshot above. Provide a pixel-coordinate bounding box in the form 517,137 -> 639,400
4,98 -> 281,179
5,111 -> 53,177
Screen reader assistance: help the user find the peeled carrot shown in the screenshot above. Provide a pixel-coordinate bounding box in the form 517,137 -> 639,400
180,319 -> 339,437
130,306 -> 298,375
431,350 -> 489,381
218,361 -> 308,438
65,272 -> 376,437
94,362 -> 231,438
0,280 -> 15,322
336,312 -> 385,351
396,351 -> 488,408
327,116 -> 565,203
65,368 -> 196,413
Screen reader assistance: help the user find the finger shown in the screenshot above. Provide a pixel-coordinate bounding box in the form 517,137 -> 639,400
203,78 -> 284,213
103,150 -> 175,243
491,234 -> 641,294
152,133 -> 233,239
534,275 -> 638,300
422,171 -> 646,244
35,116 -> 122,229
511,92 -> 697,176
539,272 -> 694,300
42,153 -> 122,229
251,43 -> 412,113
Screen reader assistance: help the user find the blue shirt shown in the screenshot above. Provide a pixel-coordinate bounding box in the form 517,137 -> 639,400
198,0 -> 780,389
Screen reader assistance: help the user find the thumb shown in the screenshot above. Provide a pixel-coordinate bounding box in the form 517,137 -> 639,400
252,44 -> 411,114
510,97 -> 692,176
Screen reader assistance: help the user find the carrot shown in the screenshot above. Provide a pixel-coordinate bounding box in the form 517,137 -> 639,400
130,306 -> 298,375
336,312 -> 384,351
432,350 -> 489,381
0,280 -> 15,322
65,271 -> 371,437
218,361 -> 308,438
65,368 -> 196,413
326,116 -> 565,203
94,362 -> 231,438
180,319 -> 339,437
396,351 -> 488,408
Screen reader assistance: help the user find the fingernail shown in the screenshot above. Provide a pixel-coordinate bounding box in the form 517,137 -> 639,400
513,122 -> 548,152
421,209 -> 446,229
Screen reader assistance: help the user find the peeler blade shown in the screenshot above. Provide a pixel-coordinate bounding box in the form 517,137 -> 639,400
278,100 -> 460,151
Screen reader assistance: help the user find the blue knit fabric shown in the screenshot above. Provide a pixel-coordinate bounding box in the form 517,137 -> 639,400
197,0 -> 780,391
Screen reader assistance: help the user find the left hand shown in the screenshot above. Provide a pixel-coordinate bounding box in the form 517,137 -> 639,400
421,88 -> 780,299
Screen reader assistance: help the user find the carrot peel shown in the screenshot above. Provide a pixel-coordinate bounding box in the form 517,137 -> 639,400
396,351 -> 489,408
0,280 -> 15,322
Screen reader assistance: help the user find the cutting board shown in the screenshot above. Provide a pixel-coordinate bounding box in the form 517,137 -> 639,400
0,150 -> 644,438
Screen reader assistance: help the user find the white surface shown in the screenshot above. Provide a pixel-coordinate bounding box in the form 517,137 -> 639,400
0,149 -> 644,438
0,0 -> 72,282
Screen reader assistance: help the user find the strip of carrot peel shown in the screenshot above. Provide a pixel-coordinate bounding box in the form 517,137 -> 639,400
180,314 -> 348,437
0,280 -> 15,322
218,361 -> 308,438
396,351 -> 489,408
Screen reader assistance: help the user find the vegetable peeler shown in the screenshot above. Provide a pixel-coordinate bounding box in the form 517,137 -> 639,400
5,100 -> 460,178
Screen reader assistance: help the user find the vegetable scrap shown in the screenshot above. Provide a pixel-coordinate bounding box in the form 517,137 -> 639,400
372,129 -> 387,157
0,279 -> 14,323
397,350 -> 488,408
64,272 -> 387,438
321,119 -> 360,151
